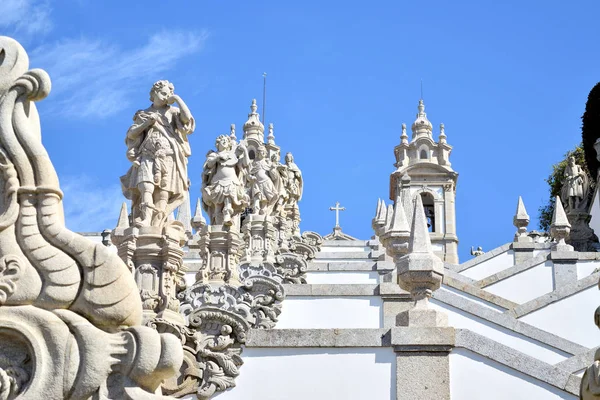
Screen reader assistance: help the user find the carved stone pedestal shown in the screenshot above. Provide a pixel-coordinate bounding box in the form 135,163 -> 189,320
566,211 -> 599,252
112,224 -> 187,325
193,224 -> 243,285
241,214 -> 277,264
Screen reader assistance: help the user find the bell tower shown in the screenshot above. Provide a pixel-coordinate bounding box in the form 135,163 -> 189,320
390,99 -> 459,263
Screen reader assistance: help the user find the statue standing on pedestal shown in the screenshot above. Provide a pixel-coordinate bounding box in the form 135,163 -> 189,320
283,152 -> 303,208
248,146 -> 281,215
283,152 -> 303,236
562,156 -> 589,212
121,80 -> 195,228
202,135 -> 250,226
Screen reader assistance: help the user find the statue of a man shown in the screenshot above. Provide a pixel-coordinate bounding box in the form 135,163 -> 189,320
248,146 -> 280,215
120,80 -> 195,228
202,135 -> 250,226
284,152 -> 303,207
562,156 -> 589,212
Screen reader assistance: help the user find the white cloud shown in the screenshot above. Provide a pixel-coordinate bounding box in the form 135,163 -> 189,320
0,0 -> 53,38
60,175 -> 125,232
29,30 -> 208,118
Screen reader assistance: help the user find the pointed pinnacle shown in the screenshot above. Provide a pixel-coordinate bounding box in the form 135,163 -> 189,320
515,196 -> 529,220
390,199 -> 409,233
384,204 -> 394,231
551,196 -> 570,228
194,198 -> 202,218
192,198 -> 207,230
117,202 -> 129,228
408,195 -> 433,254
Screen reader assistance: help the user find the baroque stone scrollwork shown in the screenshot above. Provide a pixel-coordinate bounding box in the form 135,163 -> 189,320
0,35 -> 182,399
170,103 -> 320,399
164,264 -> 284,399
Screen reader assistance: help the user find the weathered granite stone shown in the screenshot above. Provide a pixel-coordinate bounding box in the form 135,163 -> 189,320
120,80 -> 195,230
0,35 -> 182,399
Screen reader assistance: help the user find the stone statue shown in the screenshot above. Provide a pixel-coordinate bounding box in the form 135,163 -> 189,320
0,36 -> 181,399
121,80 -> 195,228
248,145 -> 281,215
202,135 -> 250,226
561,156 -> 589,212
283,152 -> 303,207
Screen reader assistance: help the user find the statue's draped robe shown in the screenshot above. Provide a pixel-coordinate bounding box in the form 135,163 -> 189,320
121,106 -> 195,203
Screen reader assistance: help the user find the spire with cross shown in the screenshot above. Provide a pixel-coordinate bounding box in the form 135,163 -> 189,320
324,201 -> 357,241
329,201 -> 345,229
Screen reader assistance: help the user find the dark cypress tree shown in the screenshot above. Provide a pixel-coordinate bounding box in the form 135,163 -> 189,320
582,82 -> 600,182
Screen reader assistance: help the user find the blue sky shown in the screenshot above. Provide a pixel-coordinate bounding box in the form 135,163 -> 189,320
2,0 -> 600,262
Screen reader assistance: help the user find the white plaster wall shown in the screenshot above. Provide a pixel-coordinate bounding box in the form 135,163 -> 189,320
431,300 -> 568,364
519,287 -> 600,348
276,297 -> 382,329
589,187 -> 600,236
214,348 -> 395,400
305,271 -> 379,284
312,258 -> 371,263
320,246 -> 370,253
440,286 -> 505,312
184,272 -> 196,288
533,249 -> 550,258
460,250 -> 514,281
432,243 -> 444,252
577,260 -> 600,280
484,261 -> 554,304
450,349 -> 576,400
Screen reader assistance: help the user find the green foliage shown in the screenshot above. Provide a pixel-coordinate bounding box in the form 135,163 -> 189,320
582,82 -> 600,184
538,145 -> 590,232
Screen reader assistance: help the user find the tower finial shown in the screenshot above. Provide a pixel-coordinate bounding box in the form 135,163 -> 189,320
229,123 -> 237,142
267,123 -> 275,144
401,123 -> 408,144
439,123 -> 446,143
243,98 -> 264,139
411,99 -> 433,137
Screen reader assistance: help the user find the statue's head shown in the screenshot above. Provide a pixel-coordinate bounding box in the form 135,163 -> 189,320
149,80 -> 174,107
568,156 -> 576,165
257,146 -> 267,159
215,135 -> 232,152
285,152 -> 294,164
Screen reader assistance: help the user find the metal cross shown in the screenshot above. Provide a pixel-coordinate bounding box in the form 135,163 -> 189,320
329,201 -> 345,228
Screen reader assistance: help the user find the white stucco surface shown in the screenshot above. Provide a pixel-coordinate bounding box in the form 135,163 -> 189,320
431,300 -> 568,364
450,349 -> 576,400
305,271 -> 379,284
184,272 -> 196,288
484,261 -> 554,304
589,187 -> 600,236
460,250 -> 514,281
319,246 -> 370,253
519,286 -> 600,348
276,297 -> 382,329
577,260 -> 600,280
212,347 -> 395,400
312,258 -> 371,263
533,249 -> 550,258
439,286 -> 505,312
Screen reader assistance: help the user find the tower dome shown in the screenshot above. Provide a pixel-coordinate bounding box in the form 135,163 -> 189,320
411,99 -> 433,138
243,99 -> 264,140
